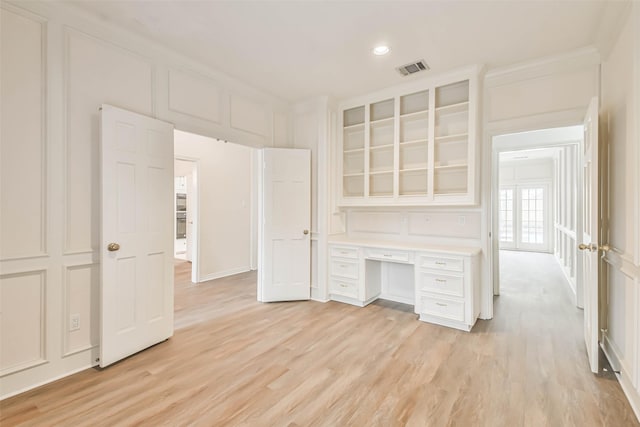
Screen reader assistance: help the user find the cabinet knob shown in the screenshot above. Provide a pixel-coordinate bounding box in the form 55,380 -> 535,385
303,229 -> 309,235
107,243 -> 120,252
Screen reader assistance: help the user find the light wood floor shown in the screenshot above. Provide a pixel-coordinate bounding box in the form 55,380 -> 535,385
1,252 -> 638,426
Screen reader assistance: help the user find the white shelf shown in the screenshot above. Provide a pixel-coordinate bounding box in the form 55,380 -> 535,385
434,164 -> 467,170
435,133 -> 468,143
436,101 -> 469,115
400,109 -> 429,119
369,143 -> 394,150
344,147 -> 364,154
370,117 -> 394,126
344,122 -> 365,130
369,169 -> 394,175
343,172 -> 365,177
400,167 -> 428,173
400,138 -> 428,146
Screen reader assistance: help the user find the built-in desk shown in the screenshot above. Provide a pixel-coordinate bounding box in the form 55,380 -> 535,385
328,236 -> 481,331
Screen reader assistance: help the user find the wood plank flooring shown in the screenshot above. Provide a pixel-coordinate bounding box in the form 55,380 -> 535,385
1,252 -> 638,426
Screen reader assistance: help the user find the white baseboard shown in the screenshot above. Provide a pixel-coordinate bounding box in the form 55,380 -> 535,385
602,334 -> 640,423
199,266 -> 250,282
554,253 -> 576,299
1,362 -> 96,401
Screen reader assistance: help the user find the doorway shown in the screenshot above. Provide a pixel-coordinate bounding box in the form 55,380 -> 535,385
173,129 -> 258,329
174,158 -> 198,283
491,125 -> 583,306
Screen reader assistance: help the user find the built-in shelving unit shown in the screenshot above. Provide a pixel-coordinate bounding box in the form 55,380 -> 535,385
338,67 -> 477,206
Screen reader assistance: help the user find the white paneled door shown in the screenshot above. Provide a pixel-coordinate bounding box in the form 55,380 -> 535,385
258,148 -> 311,302
100,105 -> 175,368
580,97 -> 600,374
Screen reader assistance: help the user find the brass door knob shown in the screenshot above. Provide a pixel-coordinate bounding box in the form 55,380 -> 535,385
303,229 -> 309,235
107,243 -> 120,252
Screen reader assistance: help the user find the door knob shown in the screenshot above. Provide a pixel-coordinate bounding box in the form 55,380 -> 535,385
303,229 -> 309,235
107,243 -> 120,252
578,243 -> 609,252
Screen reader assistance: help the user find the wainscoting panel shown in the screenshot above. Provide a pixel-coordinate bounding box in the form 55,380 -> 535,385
168,69 -> 222,124
64,29 -> 153,254
0,8 -> 46,260
63,264 -> 99,357
0,270 -> 46,376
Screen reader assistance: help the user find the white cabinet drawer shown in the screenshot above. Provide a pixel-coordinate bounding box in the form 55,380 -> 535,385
420,295 -> 465,322
330,259 -> 359,279
419,272 -> 464,297
329,277 -> 358,298
420,255 -> 464,272
365,248 -> 410,263
330,246 -> 359,259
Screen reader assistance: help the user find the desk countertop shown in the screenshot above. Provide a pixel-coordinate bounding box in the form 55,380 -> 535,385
328,235 -> 482,256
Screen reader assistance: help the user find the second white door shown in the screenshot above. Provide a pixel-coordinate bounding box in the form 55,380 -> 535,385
258,148 -> 311,302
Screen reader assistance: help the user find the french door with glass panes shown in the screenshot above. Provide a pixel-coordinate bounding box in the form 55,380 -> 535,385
499,184 -> 550,252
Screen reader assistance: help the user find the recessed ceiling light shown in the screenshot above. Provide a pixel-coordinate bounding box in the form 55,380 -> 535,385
372,45 -> 390,56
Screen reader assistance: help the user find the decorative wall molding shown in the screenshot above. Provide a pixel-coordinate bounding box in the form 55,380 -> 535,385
62,263 -> 99,357
0,269 -> 47,377
168,68 -> 222,124
605,249 -> 640,281
62,27 -> 155,255
0,5 -> 48,261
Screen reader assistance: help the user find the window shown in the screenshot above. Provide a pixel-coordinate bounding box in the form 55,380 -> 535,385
499,189 -> 514,243
521,187 -> 544,244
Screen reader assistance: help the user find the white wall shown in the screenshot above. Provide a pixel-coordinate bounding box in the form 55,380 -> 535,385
600,3 -> 640,418
0,0 -> 290,399
174,131 -> 254,281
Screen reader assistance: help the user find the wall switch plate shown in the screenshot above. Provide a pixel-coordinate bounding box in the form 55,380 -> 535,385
70,314 -> 80,331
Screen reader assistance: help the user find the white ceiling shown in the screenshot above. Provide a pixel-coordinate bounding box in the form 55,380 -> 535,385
66,0 -> 622,103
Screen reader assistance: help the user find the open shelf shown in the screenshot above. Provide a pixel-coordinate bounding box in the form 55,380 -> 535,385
435,80 -> 469,108
401,90 -> 429,116
400,168 -> 428,196
371,98 -> 394,122
434,166 -> 467,194
370,172 -> 393,197
339,74 -> 474,205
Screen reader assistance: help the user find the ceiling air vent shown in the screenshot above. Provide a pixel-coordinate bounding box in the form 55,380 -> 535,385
396,59 -> 430,77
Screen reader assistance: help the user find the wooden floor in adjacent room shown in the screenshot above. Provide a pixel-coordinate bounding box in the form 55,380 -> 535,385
1,252 -> 638,426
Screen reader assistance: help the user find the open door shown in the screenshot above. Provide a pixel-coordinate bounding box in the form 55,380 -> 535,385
579,97 -> 600,373
258,148 -> 311,302
100,104 -> 174,368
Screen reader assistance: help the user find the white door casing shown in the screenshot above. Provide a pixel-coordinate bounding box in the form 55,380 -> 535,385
258,148 -> 311,302
581,97 -> 600,374
100,104 -> 175,368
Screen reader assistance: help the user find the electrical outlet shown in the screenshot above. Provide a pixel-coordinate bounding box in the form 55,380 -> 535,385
70,314 -> 80,331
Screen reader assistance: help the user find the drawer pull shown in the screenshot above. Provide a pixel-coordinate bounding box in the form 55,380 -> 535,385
339,283 -> 348,288
436,302 -> 448,307
383,254 -> 392,257
340,264 -> 347,268
340,251 -> 349,255
435,261 -> 447,266
435,279 -> 447,283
